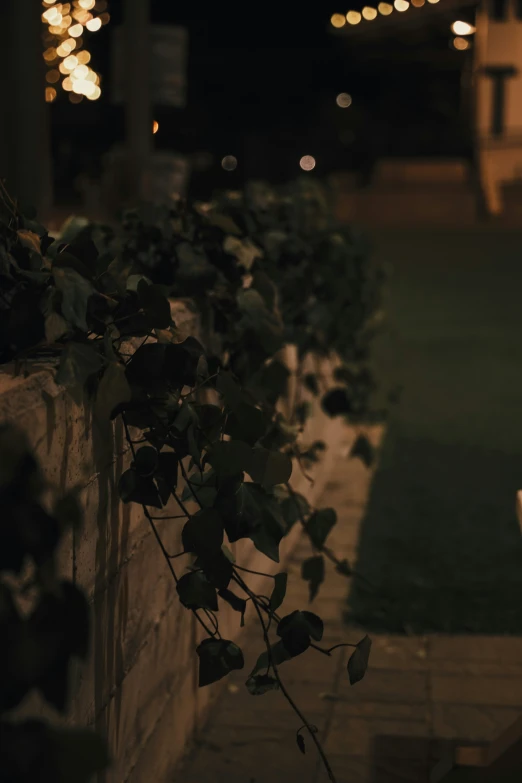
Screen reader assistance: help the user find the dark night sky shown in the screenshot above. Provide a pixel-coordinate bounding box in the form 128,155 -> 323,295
53,0 -> 475,197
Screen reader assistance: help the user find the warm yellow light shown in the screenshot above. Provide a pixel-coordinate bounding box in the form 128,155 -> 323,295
100,12 -> 110,24
299,155 -> 316,172
72,64 -> 89,79
362,6 -> 378,19
63,54 -> 78,70
76,50 -> 91,64
62,76 -> 73,91
152,120 -> 160,134
43,0 -> 57,5
394,0 -> 409,10
222,155 -> 238,171
68,23 -> 83,36
347,10 -> 362,24
378,2 -> 394,13
330,13 -> 346,27
427,0 -> 439,4
411,0 -> 425,6
45,86 -> 57,103
451,20 -> 476,35
85,69 -> 97,82
453,36 -> 470,50
46,69 -> 60,84
87,85 -> 101,101
43,47 -> 57,62
86,16 -> 102,31
336,92 -> 352,108
79,0 -> 95,8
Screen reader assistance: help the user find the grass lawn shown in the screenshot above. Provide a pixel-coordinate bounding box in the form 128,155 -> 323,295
346,228 -> 522,633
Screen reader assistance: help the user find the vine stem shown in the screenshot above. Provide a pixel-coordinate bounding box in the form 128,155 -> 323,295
233,570 -> 337,783
285,482 -> 375,592
121,415 -> 217,639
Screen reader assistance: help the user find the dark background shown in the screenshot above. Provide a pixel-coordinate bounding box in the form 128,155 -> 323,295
51,0 -> 477,200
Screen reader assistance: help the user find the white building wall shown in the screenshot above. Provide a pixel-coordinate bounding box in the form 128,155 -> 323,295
476,1 -> 522,213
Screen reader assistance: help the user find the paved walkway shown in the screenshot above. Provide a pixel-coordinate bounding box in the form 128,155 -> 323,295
172,435 -> 522,783
173,228 -> 522,783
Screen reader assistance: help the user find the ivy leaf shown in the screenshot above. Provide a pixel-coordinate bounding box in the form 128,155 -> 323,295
246,673 -> 280,696
301,555 -> 325,602
237,288 -> 284,354
236,483 -> 286,562
197,638 -> 244,687
196,550 -> 234,591
216,371 -> 243,411
157,451 -> 178,491
196,354 -> 209,384
95,362 -> 131,422
321,387 -> 353,417
218,588 -> 247,625
56,342 -> 105,392
279,492 -> 310,531
277,610 -> 324,656
137,280 -> 172,329
53,266 -> 95,332
350,434 -> 375,467
133,446 -> 159,477
207,440 -> 252,478
269,572 -> 288,612
303,373 -> 319,396
347,635 -> 372,685
247,448 -> 293,488
182,509 -> 224,557
225,403 -> 268,447
306,508 -> 337,550
176,571 -> 218,611
249,640 -> 292,676
45,312 -> 69,343
118,468 -> 162,508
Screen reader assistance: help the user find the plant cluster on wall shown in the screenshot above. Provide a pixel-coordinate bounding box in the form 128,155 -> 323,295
0,177 -> 388,782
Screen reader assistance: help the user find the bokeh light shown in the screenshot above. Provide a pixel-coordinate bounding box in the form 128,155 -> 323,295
153,120 -> 159,134
451,20 -> 476,35
299,156 -> 316,172
45,86 -> 57,102
330,13 -> 346,28
42,0 -> 106,102
378,2 -> 394,13
346,11 -> 362,24
362,6 -> 378,19
336,92 -> 353,108
411,0 -> 425,6
453,36 -> 470,50
221,155 -> 238,171
394,0 -> 410,11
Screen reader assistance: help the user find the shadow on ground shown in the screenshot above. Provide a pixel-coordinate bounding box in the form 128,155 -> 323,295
346,229 -> 522,634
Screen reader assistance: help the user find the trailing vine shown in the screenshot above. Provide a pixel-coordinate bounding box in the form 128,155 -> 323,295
0,178 -> 386,781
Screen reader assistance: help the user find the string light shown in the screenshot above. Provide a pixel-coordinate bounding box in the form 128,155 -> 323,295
362,6 -> 378,19
378,2 -> 394,13
336,92 -> 352,108
453,36 -> 470,50
394,0 -> 410,11
346,10 -> 362,24
452,20 -> 476,35
330,13 -> 346,27
153,120 -> 159,134
299,156 -> 316,172
41,0 -> 109,102
411,0 -> 425,6
222,155 -> 238,171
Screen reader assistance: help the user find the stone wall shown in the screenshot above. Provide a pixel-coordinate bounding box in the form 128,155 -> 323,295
0,312 -> 348,783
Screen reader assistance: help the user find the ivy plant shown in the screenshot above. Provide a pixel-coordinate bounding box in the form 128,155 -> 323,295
0,178 -> 385,782
0,423 -> 109,782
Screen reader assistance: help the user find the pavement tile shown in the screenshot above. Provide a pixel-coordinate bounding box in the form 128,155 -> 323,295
324,715 -> 430,757
335,670 -> 429,705
429,635 -> 522,663
432,703 -> 522,742
430,673 -> 522,707
315,754 -> 429,783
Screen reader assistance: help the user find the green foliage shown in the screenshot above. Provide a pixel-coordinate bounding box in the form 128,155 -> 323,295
0,424 -> 109,781
0,179 -> 383,782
